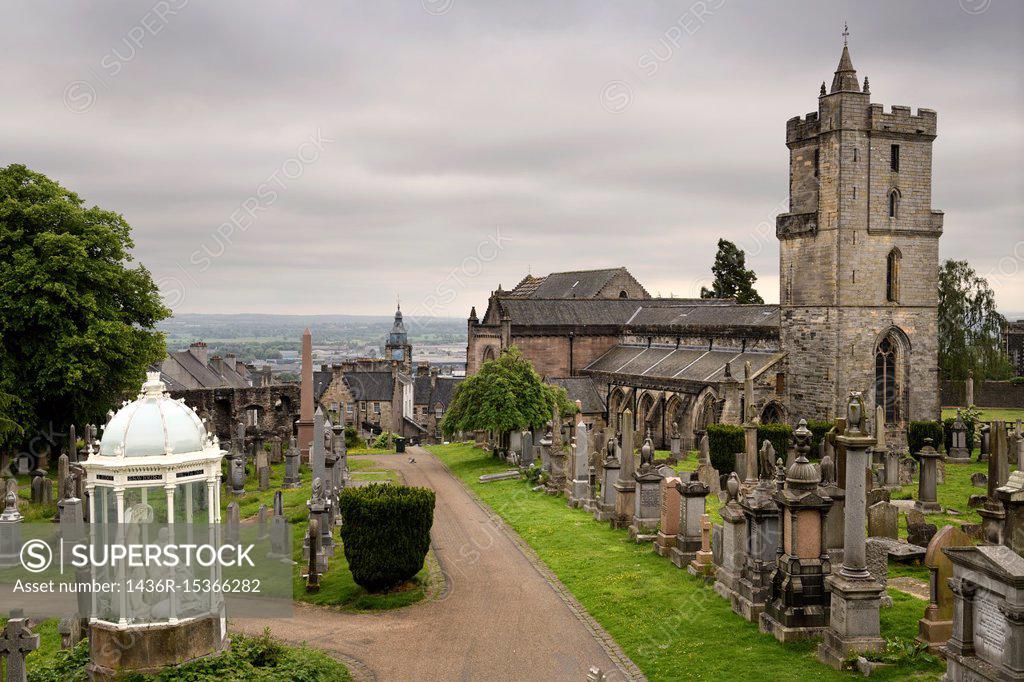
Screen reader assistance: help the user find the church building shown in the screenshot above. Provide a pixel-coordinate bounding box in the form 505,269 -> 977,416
466,42 -> 941,450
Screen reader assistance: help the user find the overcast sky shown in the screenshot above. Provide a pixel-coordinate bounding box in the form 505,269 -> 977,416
3,0 -> 1022,321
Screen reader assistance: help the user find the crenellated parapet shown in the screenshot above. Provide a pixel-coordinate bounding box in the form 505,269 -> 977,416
869,104 -> 937,138
786,112 -> 820,145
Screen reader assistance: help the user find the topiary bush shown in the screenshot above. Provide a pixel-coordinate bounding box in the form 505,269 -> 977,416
707,423 -> 744,475
757,423 -> 793,462
337,483 -> 435,593
908,420 -> 944,455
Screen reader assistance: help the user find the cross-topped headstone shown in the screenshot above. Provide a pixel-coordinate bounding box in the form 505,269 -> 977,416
0,618 -> 40,682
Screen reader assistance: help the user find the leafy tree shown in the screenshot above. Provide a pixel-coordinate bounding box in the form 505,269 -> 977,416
937,259 -> 1012,382
441,347 -> 577,437
0,164 -> 169,447
700,239 -> 764,304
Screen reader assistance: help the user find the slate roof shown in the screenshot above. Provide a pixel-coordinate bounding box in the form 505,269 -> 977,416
168,350 -> 226,388
548,376 -> 606,414
485,298 -> 777,336
507,268 -> 647,299
314,370 -> 334,402
508,275 -> 544,298
342,372 -> 394,402
583,344 -> 785,387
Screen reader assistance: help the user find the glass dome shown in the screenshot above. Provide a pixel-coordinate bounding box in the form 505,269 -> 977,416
99,372 -> 208,457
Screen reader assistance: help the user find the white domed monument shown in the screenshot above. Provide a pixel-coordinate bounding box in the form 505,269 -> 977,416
81,372 -> 228,680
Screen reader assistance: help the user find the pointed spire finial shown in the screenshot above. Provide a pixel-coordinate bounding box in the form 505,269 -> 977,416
820,81 -> 827,97
842,22 -> 849,46
862,76 -> 870,94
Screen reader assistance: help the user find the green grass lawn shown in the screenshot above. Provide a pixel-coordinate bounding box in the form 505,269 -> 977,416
430,442 -> 943,681
941,407 -> 1024,422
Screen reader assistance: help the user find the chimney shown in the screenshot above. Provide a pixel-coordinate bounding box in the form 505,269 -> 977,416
430,366 -> 438,391
189,341 -> 208,365
417,362 -> 430,377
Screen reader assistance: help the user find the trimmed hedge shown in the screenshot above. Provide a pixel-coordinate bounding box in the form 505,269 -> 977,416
908,420 -> 944,455
707,423 -> 744,475
942,417 -> 976,453
758,424 -> 793,464
337,483 -> 435,593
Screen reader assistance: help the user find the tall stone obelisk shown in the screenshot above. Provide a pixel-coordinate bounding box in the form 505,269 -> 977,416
298,327 -> 314,462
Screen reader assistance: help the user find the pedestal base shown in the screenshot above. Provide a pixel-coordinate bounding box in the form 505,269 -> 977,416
914,500 -> 942,513
628,517 -> 658,543
594,501 -> 615,522
713,566 -> 742,602
688,551 -> 715,580
732,577 -> 768,623
654,531 -> 675,557
612,484 -> 635,530
759,610 -> 828,643
567,480 -> 588,508
817,573 -> 885,669
88,617 -> 227,681
916,616 -> 951,655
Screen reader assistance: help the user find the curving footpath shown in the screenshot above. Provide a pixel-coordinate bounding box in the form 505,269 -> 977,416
233,446 -> 643,682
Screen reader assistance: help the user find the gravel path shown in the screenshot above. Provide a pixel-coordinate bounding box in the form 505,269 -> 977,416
233,446 -> 642,681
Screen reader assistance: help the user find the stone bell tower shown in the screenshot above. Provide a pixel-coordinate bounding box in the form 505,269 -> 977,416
777,36 -> 942,439
385,302 -> 413,374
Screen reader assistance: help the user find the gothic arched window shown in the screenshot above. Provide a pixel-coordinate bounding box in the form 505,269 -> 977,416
888,189 -> 900,218
619,290 -> 628,298
886,248 -> 901,303
875,336 -> 899,424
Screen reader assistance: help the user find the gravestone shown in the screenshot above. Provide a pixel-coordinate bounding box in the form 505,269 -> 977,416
612,411 -> 637,530
698,434 -> 710,464
30,470 -> 45,505
0,618 -> 40,682
269,514 -> 291,561
58,615 -> 82,650
229,454 -> 247,496
303,518 -> 322,593
883,450 -> 900,489
569,422 -> 590,508
273,490 -> 284,517
867,501 -> 898,540
594,437 -> 619,522
306,477 -> 332,558
225,502 -> 240,545
908,521 -> 938,548
943,545 -> 1024,680
714,473 -> 748,603
284,436 -> 301,487
311,408 -> 327,490
898,456 -> 917,486
270,436 -> 283,465
915,440 -> 942,513
672,474 -> 710,569
947,410 -> 971,462
917,525 -> 972,653
630,437 -> 661,541
257,504 -> 269,541
669,422 -> 681,463
996,469 -> 1024,556
972,472 -> 988,488
688,514 -> 715,579
864,538 -> 892,608
979,421 -> 1010,545
979,423 -> 991,462
258,465 -> 270,492
654,475 -> 682,557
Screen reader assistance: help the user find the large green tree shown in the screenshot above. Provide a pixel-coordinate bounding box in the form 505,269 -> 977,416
700,239 -> 764,304
0,164 -> 169,448
441,347 -> 577,437
937,259 -> 1012,382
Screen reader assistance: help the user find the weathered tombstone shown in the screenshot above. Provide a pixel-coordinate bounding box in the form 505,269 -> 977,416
654,475 -> 682,557
0,618 -> 40,682
284,436 -> 301,487
996,469 -> 1024,555
672,474 -> 710,569
630,436 -> 661,541
303,518 -> 322,593
229,454 -> 247,496
761,420 -> 834,641
269,514 -> 291,561
908,519 -> 938,548
979,423 -> 991,462
520,430 -> 534,469
714,473 -> 748,604
698,433 -> 710,464
917,525 -> 972,653
979,421 -> 1010,545
258,465 -> 270,492
711,523 -> 723,567
612,411 -> 637,529
943,544 -> 1024,680
569,422 -> 590,508
898,455 -> 917,486
273,490 -> 284,517
306,477 -> 332,558
58,615 -> 82,650
972,472 -> 988,488
30,470 -> 45,505
594,436 -> 619,522
867,501 -> 898,540
41,478 -> 53,505
915,439 -> 942,513
225,501 -> 240,545
819,392 -> 885,668
883,449 -> 900,489
270,436 -> 283,465
688,514 -> 715,579
948,410 -> 971,462
864,538 -> 892,608
257,504 -> 269,541
669,422 -> 681,463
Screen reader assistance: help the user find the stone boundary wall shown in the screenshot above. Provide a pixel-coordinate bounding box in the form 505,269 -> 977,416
941,380 -> 1024,408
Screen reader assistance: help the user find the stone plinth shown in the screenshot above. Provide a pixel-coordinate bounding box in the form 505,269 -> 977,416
629,467 -> 662,542
914,442 -> 942,514
671,476 -> 710,569
732,481 -> 780,622
817,572 -> 886,669
594,446 -> 619,523
714,492 -> 747,601
88,616 -> 227,681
